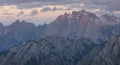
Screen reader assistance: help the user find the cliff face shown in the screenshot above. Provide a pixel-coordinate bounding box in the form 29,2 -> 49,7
0,20 -> 47,51
7,20 -> 37,41
0,35 -> 120,65
78,35 -> 120,65
0,36 -> 97,65
46,10 -> 100,41
45,10 -> 120,42
0,23 -> 4,36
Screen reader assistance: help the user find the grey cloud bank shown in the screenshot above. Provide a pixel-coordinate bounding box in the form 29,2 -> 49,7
92,0 -> 120,10
41,6 -> 72,12
0,0 -> 119,11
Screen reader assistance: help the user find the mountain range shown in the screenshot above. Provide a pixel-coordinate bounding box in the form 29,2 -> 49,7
0,10 -> 120,65
0,35 -> 120,65
0,20 -> 47,51
0,10 -> 120,51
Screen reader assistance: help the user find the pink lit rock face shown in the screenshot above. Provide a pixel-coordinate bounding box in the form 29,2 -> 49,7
46,10 -> 119,41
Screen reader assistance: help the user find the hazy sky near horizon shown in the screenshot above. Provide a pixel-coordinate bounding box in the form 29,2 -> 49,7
0,0 -> 120,25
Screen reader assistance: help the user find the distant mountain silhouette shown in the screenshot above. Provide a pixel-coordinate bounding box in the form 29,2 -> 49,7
0,20 -> 47,51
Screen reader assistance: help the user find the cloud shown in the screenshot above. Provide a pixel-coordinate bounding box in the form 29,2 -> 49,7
40,7 -> 51,12
52,7 -> 72,11
30,9 -> 39,16
67,3 -> 85,8
0,0 -> 119,12
1,9 -> 8,12
41,6 -> 72,12
0,1 -> 84,11
16,2 -> 82,9
0,0 -> 82,6
3,13 -> 14,15
17,11 -> 24,17
92,0 -> 120,10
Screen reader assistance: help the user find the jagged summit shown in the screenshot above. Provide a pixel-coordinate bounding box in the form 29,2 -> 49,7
46,10 -> 102,41
0,35 -> 120,65
0,10 -> 120,52
15,19 -> 20,22
0,20 -> 47,51
55,10 -> 120,25
0,36 -> 96,65
0,23 -> 4,35
102,14 -> 118,22
56,10 -> 99,23
13,20 -> 34,25
78,35 -> 120,65
46,10 -> 120,42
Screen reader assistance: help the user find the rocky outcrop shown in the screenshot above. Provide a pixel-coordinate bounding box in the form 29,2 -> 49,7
7,20 -> 37,41
0,23 -> 4,36
46,10 -> 120,42
0,35 -> 120,65
0,36 -> 97,65
46,10 -> 100,41
0,32 -> 20,51
77,35 -> 120,65
36,24 -> 47,38
102,14 -> 118,23
0,20 -> 47,51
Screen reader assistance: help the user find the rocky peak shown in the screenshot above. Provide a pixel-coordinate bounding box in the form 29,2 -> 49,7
0,20 -> 47,52
80,10 -> 86,13
102,14 -> 118,22
37,24 -> 47,28
0,23 -> 4,35
77,35 -> 120,65
46,10 -> 100,41
72,11 -> 79,15
0,23 -> 3,26
7,20 -> 37,41
70,10 -> 98,21
14,19 -> 21,24
53,15 -> 65,23
0,36 -> 96,65
22,20 -> 26,23
36,24 -> 48,38
54,10 -> 98,24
